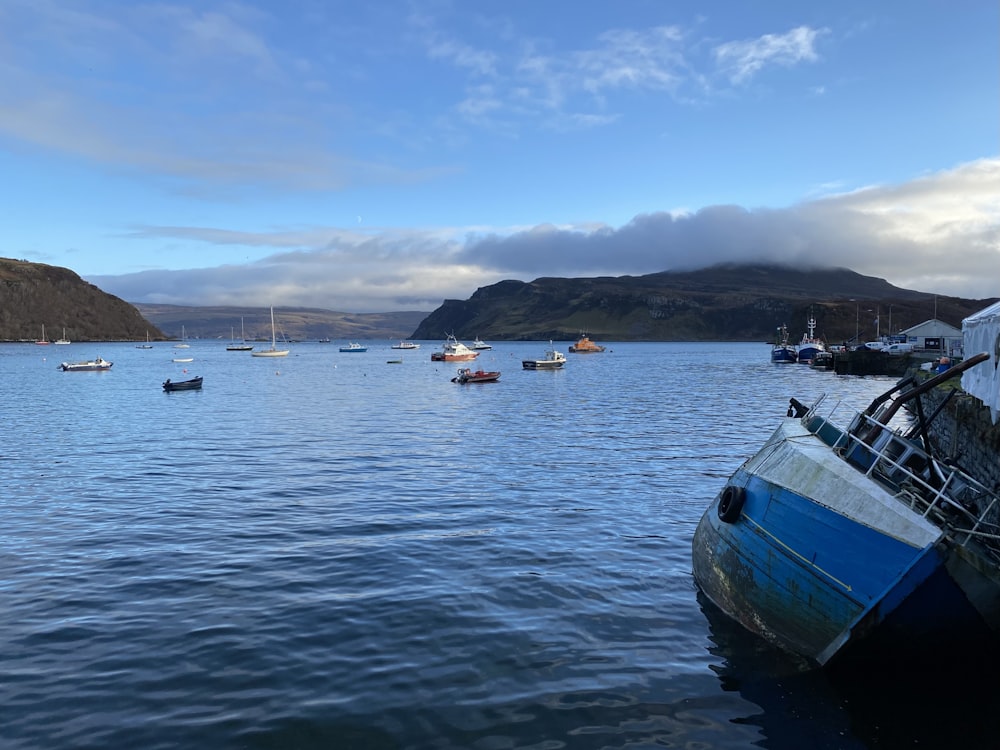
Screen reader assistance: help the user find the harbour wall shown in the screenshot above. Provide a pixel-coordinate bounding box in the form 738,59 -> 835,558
914,378 -> 1000,495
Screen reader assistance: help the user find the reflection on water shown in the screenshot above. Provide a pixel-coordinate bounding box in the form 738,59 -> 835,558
701,564 -> 1000,748
3,340 -> 997,749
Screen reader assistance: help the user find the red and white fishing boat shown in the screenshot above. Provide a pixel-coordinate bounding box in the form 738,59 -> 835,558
431,334 -> 479,362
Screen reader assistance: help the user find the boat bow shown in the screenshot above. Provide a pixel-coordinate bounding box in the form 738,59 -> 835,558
693,353 -> 1000,665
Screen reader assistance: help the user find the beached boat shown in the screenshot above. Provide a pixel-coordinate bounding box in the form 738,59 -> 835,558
391,341 -> 420,350
568,333 -> 605,353
770,323 -> 797,363
692,353 -> 1000,666
251,307 -> 289,358
522,343 -> 566,370
471,337 -> 493,350
430,334 -> 479,362
59,356 -> 113,372
163,376 -> 203,392
451,367 -> 500,384
339,342 -> 368,353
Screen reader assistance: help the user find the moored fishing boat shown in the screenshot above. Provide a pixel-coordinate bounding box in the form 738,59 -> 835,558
809,350 -> 835,370
796,312 -> 827,364
522,343 -> 566,370
431,334 -> 478,362
770,323 -> 797,363
691,353 -> 1000,666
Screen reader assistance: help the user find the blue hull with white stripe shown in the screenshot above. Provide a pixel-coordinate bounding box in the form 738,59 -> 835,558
692,362 -> 1000,665
770,346 -> 797,363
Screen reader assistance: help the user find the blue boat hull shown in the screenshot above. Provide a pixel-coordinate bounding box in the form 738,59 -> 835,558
691,417 -> 997,665
693,474 -> 943,663
796,344 -> 824,363
770,346 -> 797,363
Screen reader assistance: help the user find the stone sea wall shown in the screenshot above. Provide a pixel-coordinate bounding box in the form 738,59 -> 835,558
911,378 -> 1000,495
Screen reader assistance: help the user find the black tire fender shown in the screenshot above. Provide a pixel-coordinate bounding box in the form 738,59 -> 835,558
717,485 -> 746,523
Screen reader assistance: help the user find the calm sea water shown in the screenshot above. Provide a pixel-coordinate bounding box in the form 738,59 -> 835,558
4,340 -> 999,749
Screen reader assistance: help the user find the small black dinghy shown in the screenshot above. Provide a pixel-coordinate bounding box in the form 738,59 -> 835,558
163,376 -> 203,392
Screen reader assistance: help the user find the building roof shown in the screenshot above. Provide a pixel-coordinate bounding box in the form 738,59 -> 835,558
900,318 -> 963,338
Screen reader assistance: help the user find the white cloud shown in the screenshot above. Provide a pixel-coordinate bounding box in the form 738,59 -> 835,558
92,159 -> 1000,312
0,3 -> 835,196
714,25 -> 825,85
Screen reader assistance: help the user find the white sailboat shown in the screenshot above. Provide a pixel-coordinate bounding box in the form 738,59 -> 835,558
136,331 -> 153,349
227,317 -> 253,351
251,307 -> 289,358
174,325 -> 190,348
54,327 -> 71,344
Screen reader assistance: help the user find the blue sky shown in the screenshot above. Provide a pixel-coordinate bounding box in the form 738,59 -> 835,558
2,0 -> 997,312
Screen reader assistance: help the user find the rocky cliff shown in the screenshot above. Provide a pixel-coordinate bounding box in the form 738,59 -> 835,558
0,258 -> 162,342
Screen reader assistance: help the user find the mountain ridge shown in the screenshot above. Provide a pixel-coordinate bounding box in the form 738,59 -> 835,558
411,263 -> 994,343
132,304 -> 426,341
1,258 -> 994,344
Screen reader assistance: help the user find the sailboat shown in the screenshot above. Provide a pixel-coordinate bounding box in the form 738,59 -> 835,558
136,331 -> 154,349
35,324 -> 50,345
227,317 -> 253,351
251,307 -> 289,358
54,327 -> 71,345
174,325 -> 190,348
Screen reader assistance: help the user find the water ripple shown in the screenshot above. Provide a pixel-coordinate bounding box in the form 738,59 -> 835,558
2,341 -> 925,748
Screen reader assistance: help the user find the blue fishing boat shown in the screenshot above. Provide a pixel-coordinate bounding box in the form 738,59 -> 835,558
692,353 -> 1000,666
795,311 -> 827,364
770,324 -> 797,363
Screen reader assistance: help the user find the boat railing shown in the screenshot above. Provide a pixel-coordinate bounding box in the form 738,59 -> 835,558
801,395 -> 1000,559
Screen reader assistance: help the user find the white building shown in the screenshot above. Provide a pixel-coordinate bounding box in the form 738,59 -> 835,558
899,318 -> 963,356
962,301 -> 1000,424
